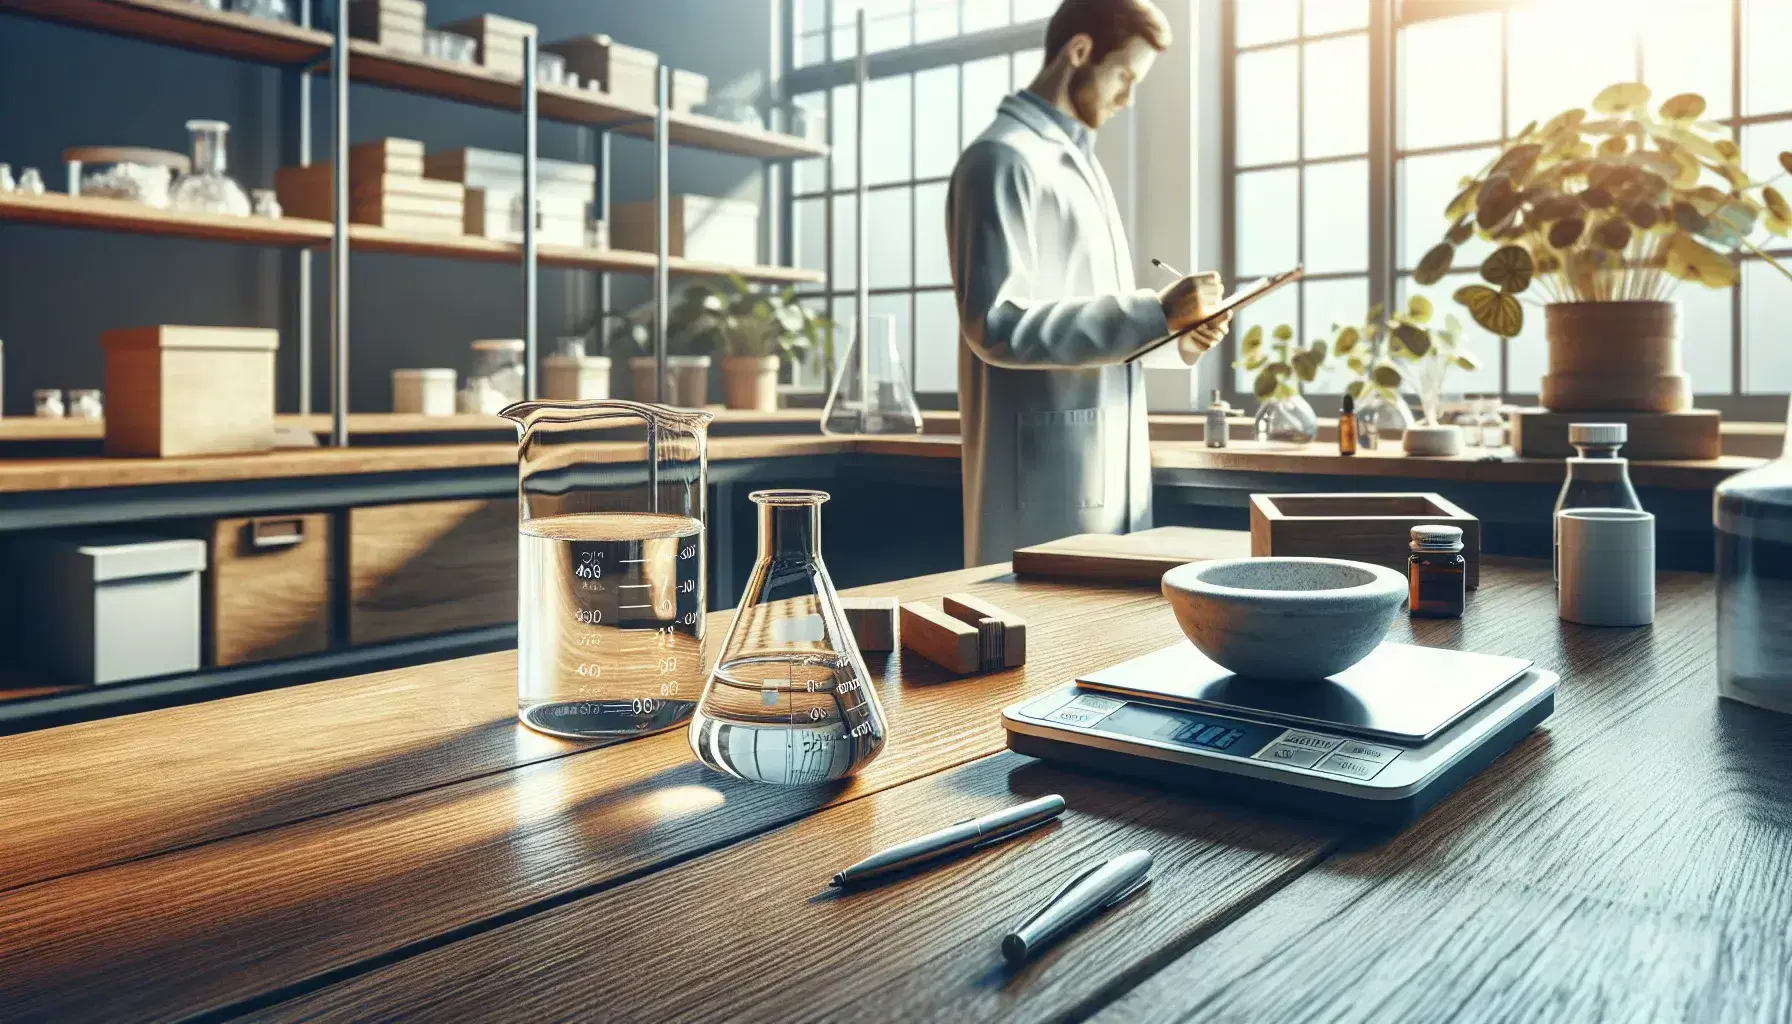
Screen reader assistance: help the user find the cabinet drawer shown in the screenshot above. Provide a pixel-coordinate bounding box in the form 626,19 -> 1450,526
348,499 -> 515,645
209,513 -> 334,666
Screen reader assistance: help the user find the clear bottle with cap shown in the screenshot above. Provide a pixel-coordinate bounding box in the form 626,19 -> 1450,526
1204,389 -> 1230,449
1408,524 -> 1465,618
1554,422 -> 1644,582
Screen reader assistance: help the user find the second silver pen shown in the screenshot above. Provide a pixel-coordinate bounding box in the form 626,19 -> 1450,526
830,794 -> 1066,888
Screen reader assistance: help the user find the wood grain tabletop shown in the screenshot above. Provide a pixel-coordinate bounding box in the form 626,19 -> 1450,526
1,549 -> 1786,1024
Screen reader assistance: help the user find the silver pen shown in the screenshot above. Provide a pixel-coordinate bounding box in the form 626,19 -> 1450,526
1001,849 -> 1153,967
1150,257 -> 1184,279
829,794 -> 1066,888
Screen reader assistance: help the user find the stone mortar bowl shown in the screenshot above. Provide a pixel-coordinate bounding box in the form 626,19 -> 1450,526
1161,557 -> 1408,681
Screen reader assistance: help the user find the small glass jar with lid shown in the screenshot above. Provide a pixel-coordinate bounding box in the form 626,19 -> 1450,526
170,119 -> 251,216
34,388 -> 65,419
468,339 -> 526,408
67,388 -> 104,420
1409,525 -> 1466,618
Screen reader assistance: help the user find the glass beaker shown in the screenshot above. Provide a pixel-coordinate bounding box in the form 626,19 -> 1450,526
170,120 -> 251,215
690,489 -> 887,785
501,400 -> 713,739
821,314 -> 924,435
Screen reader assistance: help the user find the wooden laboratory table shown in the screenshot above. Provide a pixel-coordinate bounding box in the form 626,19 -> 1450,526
2,553 -> 1787,1023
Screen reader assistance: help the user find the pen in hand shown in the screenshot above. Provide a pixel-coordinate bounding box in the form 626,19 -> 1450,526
1150,257 -> 1183,280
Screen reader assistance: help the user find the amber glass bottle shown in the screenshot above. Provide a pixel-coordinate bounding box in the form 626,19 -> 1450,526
1338,393 -> 1358,456
1408,524 -> 1465,618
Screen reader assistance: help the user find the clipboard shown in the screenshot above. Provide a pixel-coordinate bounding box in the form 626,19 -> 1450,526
1126,265 -> 1304,364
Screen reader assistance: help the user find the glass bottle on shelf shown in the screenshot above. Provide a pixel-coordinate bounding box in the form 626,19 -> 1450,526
821,314 -> 924,435
1554,422 -> 1643,582
251,188 -> 283,218
1479,396 -> 1506,449
67,389 -> 104,420
690,489 -> 887,785
0,164 -> 14,193
1253,388 -> 1318,447
170,120 -> 251,216
1455,394 -> 1483,447
16,168 -> 44,195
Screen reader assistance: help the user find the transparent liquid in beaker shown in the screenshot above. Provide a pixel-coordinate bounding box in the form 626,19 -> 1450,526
689,652 -> 884,784
518,512 -> 705,738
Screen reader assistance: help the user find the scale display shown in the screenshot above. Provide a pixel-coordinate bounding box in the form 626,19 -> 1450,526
1099,704 -> 1280,758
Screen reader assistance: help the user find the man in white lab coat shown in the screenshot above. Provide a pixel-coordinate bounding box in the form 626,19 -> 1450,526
948,0 -> 1228,566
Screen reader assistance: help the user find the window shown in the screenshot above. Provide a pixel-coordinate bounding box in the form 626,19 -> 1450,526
1229,0 -> 1371,397
1227,0 -> 1792,416
788,1 -> 1049,399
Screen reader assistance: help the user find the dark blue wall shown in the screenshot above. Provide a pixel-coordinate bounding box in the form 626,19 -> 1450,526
0,0 -> 772,415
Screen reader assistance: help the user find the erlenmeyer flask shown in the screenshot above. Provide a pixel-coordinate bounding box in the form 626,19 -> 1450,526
821,314 -> 924,435
690,489 -> 887,784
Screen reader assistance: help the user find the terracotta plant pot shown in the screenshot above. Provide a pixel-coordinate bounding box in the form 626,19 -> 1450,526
721,355 -> 781,412
1540,301 -> 1690,413
629,355 -> 711,408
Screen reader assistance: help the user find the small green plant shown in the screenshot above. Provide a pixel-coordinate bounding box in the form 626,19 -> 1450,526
1414,82 -> 1792,341
689,274 -> 832,363
1236,322 -> 1330,401
1330,294 -> 1479,419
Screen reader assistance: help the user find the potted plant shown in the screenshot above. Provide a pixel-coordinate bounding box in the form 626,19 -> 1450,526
608,289 -> 718,407
1330,298 -> 1420,437
687,275 -> 831,412
1414,83 -> 1792,412
1236,323 -> 1330,446
1393,311 -> 1480,456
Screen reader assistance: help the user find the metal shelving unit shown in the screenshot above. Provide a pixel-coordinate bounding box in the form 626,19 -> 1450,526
0,0 -> 830,442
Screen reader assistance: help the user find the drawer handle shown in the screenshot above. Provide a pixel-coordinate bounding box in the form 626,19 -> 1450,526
247,517 -> 306,549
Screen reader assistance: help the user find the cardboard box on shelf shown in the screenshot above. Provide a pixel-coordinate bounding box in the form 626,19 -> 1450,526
348,0 -> 426,52
543,34 -> 657,108
611,194 -> 759,265
440,13 -> 537,77
424,148 -> 595,203
101,325 -> 278,457
463,188 -> 591,246
670,68 -> 708,113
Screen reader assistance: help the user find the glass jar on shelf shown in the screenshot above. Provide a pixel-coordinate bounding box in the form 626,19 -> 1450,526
467,339 -> 526,411
170,120 -> 251,216
34,389 -> 65,419
1479,397 -> 1507,449
1454,394 -> 1483,447
1252,389 -> 1318,447
227,0 -> 289,22
67,389 -> 104,420
251,188 -> 283,218
66,147 -> 190,208
0,164 -> 15,193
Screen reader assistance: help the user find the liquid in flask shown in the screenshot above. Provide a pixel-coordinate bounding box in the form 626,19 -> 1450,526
690,489 -> 887,784
518,511 -> 706,738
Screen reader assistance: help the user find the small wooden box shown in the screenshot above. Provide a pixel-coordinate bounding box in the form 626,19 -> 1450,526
348,0 -> 425,52
543,34 -> 657,108
440,14 -> 537,77
669,68 -> 708,113
101,326 -> 277,457
1508,407 -> 1722,460
611,195 -> 759,266
349,499 -> 515,645
209,513 -> 334,666
1249,492 -> 1481,589
840,596 -> 898,652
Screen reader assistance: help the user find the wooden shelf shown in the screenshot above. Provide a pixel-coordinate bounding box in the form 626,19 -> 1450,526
2,0 -> 828,161
0,192 -> 824,284
1,0 -> 329,63
0,191 -> 333,247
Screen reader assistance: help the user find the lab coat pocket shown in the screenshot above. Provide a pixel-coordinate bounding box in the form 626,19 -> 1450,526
1015,408 -> 1106,512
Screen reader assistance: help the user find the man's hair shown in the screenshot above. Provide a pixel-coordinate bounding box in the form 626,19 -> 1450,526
1045,0 -> 1172,64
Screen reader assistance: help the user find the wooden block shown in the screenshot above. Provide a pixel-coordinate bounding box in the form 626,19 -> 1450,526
1012,527 -> 1252,584
899,602 -> 979,674
208,513 -> 333,666
940,592 -> 1027,669
1249,492 -> 1481,589
1509,407 -> 1722,460
839,596 -> 898,652
101,326 -> 277,457
351,137 -> 426,161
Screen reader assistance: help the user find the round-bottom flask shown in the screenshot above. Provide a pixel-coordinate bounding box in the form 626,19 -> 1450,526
690,490 -> 887,784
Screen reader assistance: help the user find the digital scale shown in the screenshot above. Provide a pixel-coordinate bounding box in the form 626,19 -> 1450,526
1002,641 -> 1557,827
